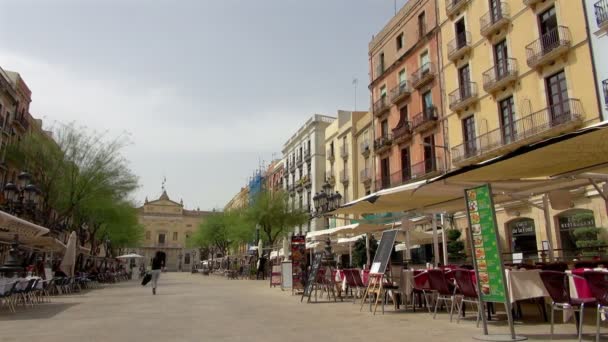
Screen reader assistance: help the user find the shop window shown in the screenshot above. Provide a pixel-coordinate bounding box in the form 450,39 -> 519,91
507,218 -> 538,260
557,209 -> 597,259
158,234 -> 166,245
185,253 -> 191,265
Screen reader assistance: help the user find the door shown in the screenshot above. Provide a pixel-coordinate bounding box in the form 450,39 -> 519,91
490,0 -> 502,23
455,18 -> 467,49
381,119 -> 389,137
423,91 -> 433,118
399,105 -> 408,124
401,147 -> 411,181
381,158 -> 390,188
423,135 -> 436,173
420,51 -> 430,74
499,96 -> 517,144
459,64 -> 471,99
539,7 -> 558,53
399,69 -> 407,87
546,70 -> 569,125
462,115 -> 477,157
494,39 -> 509,79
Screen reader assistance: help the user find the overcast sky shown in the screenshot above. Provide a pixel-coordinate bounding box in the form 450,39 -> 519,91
0,0 -> 406,210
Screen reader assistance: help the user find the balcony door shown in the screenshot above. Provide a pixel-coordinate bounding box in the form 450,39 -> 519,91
490,0 -> 502,23
455,18 -> 467,49
423,135 -> 436,173
499,96 -> 517,144
423,91 -> 433,118
459,64 -> 471,99
381,119 -> 389,138
539,6 -> 558,54
420,51 -> 430,74
494,39 -> 509,79
381,157 -> 390,188
462,115 -> 477,157
546,70 -> 570,125
401,147 -> 411,181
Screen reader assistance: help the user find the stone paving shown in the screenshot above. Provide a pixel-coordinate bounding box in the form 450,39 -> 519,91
0,273 -> 600,341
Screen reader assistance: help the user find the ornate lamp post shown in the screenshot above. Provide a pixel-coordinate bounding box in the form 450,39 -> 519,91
3,171 -> 42,220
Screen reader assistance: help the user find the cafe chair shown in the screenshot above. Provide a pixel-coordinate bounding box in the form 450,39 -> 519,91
411,270 -> 432,313
583,271 -> 608,342
540,270 -> 596,342
428,269 -> 457,321
453,269 -> 481,326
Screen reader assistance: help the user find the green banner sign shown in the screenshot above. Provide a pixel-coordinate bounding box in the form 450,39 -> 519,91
465,184 -> 506,303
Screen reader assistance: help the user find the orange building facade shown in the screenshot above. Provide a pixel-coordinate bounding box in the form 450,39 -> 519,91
369,0 -> 447,192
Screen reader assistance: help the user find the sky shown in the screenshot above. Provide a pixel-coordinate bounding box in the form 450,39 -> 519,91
0,0 -> 408,210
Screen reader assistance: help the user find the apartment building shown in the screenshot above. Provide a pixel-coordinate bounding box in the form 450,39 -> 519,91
354,112 -> 374,198
440,0 -> 605,259
324,110 -> 369,226
282,114 -> 335,234
369,0 -> 447,194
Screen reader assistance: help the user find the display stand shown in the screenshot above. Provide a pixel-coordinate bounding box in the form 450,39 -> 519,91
291,235 -> 306,295
359,230 -> 398,315
280,261 -> 292,291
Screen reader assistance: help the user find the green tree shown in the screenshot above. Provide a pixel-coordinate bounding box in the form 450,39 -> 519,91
244,190 -> 308,247
446,229 -> 465,261
191,212 -> 234,257
352,236 -> 378,268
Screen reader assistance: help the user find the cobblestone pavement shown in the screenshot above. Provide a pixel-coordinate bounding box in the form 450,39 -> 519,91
0,273 -> 597,341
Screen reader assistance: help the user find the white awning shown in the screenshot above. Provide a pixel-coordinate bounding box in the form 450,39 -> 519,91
305,223 -> 359,239
0,210 -> 50,241
305,241 -> 319,249
395,243 -> 421,252
336,234 -> 366,244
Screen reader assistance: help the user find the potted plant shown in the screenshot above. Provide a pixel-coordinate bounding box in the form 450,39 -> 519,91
573,227 -> 605,257
446,229 -> 466,263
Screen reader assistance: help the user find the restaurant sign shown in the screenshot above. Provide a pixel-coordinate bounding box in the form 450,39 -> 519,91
465,184 -> 507,303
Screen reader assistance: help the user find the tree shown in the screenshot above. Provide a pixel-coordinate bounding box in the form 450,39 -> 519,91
191,212 -> 234,257
446,229 -> 466,261
244,190 -> 309,247
352,236 -> 377,268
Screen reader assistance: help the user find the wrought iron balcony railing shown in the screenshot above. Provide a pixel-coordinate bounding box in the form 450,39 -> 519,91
392,121 -> 413,143
526,26 -> 571,69
360,168 -> 372,184
304,148 -> 311,161
390,81 -> 412,104
451,98 -> 584,164
374,134 -> 393,153
482,59 -> 518,93
391,168 -> 412,187
411,106 -> 438,131
447,31 -> 472,61
340,144 -> 348,159
325,171 -> 335,184
327,148 -> 335,161
411,62 -> 436,89
411,157 -> 444,178
446,0 -> 470,17
375,177 -> 391,192
373,96 -> 390,117
360,140 -> 371,156
480,2 -> 511,37
449,82 -> 479,112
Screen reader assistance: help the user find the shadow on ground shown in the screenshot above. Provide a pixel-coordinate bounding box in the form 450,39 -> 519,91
0,302 -> 79,321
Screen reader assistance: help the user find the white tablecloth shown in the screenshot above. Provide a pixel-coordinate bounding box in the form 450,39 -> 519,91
506,269 -> 549,304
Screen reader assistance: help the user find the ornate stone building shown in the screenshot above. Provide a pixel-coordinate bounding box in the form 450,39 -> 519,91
135,190 -> 212,272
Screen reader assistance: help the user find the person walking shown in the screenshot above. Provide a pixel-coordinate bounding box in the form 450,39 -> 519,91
151,251 -> 164,295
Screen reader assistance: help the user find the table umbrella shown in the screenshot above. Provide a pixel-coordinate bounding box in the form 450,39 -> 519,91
59,231 -> 77,277
258,239 -> 263,258
116,253 -> 144,259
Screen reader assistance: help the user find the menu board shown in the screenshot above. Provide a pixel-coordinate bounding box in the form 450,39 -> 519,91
291,235 -> 306,290
370,230 -> 398,275
301,252 -> 323,302
465,184 -> 507,303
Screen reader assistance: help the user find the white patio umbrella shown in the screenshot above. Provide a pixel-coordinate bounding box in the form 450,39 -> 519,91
258,239 -> 263,258
116,253 -> 144,259
282,238 -> 290,260
59,231 -> 77,277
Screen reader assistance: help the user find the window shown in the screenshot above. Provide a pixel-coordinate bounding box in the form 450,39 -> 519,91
401,147 -> 411,181
493,39 -> 509,79
379,52 -> 385,73
455,18 -> 467,49
462,115 -> 477,158
184,253 -> 191,265
538,6 -> 558,52
420,51 -> 430,71
545,70 -> 569,124
422,91 -> 433,115
173,232 -> 178,241
380,85 -> 387,98
418,12 -> 426,38
146,231 -> 151,240
381,158 -> 390,188
158,233 -> 166,245
398,69 -> 407,86
423,135 -> 436,172
343,185 -> 348,203
499,96 -> 516,144
399,105 -> 408,123
396,33 -> 404,50
381,120 -> 389,137
458,64 -> 471,99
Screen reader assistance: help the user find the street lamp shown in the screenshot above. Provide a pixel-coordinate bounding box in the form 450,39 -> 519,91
2,171 -> 42,220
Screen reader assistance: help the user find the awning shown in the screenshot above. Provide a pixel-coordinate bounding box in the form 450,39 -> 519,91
331,121 -> 608,215
395,243 -> 420,252
305,223 -> 359,239
396,229 -> 443,245
306,241 -> 319,249
0,210 -> 50,241
336,234 -> 367,244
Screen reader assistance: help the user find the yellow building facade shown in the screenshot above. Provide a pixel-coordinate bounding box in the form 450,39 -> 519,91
324,110 -> 370,227
439,0 -> 606,260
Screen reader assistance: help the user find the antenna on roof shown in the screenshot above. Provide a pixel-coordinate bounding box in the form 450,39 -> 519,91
394,0 -> 397,15
352,78 -> 358,111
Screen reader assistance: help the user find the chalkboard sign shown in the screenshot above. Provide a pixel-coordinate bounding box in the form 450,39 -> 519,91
301,252 -> 323,302
370,230 -> 398,275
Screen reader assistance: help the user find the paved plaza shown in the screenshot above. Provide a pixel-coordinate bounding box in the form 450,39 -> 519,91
0,273 -> 599,341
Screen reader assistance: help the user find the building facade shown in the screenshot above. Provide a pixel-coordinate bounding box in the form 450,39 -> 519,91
369,0 -> 447,194
224,186 -> 249,211
136,190 -> 212,271
439,0 -> 606,260
354,112 -> 374,198
283,114 -> 335,234
265,159 -> 285,196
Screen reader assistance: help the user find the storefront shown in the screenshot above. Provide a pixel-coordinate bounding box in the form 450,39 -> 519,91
556,209 -> 597,258
506,218 -> 538,261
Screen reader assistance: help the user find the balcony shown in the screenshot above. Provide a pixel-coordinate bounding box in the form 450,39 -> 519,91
340,169 -> 350,184
360,140 -> 371,157
360,168 -> 372,185
374,134 -> 393,154
446,0 -> 470,17
373,96 -> 391,117
447,32 -> 472,62
391,168 -> 412,187
327,148 -> 335,162
375,177 -> 392,192
449,82 -> 479,112
482,59 -> 519,94
340,144 -> 348,159
302,175 -> 312,188
480,2 -> 511,37
412,157 -> 444,179
451,98 -> 584,166
603,79 -> 608,109
411,63 -> 436,89
296,154 -> 303,167
375,62 -> 386,80
526,26 -> 572,69
304,148 -> 311,162
289,162 -> 296,173
325,171 -> 336,185
597,0 -> 608,33
390,81 -> 412,104
412,107 -> 439,132
295,180 -> 303,192
392,121 -> 413,144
